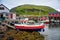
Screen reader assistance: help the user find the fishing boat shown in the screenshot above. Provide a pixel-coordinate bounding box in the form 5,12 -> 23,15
14,20 -> 45,31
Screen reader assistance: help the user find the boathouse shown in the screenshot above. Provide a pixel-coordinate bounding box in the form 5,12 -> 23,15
48,12 -> 60,23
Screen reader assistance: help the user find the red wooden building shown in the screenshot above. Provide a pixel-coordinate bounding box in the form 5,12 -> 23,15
48,12 -> 60,23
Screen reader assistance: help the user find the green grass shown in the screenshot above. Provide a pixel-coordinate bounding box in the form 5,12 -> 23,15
10,4 -> 57,16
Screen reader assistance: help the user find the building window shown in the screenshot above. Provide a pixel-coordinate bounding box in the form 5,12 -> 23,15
0,7 -> 4,10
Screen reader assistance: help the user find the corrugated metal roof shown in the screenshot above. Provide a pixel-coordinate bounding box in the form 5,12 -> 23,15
49,12 -> 60,14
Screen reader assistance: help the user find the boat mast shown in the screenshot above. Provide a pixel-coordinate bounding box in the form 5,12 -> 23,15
38,9 -> 41,22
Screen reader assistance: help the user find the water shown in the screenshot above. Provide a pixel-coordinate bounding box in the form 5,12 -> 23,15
40,24 -> 60,40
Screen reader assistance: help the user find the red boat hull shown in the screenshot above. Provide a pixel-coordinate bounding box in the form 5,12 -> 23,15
15,25 -> 45,30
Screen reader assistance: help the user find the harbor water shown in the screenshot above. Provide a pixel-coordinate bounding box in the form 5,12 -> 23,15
40,23 -> 60,40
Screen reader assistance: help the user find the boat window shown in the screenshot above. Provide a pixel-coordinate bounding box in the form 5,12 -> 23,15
26,22 -> 34,25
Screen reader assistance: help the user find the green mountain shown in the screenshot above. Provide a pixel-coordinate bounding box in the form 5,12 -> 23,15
10,4 -> 57,16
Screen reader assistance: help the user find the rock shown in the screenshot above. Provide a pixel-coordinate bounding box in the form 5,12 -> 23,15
2,29 -> 44,40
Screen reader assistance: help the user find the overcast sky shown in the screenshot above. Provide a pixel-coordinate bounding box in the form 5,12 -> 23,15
1,0 -> 60,11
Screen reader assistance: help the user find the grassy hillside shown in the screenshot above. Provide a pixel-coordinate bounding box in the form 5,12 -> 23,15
10,4 -> 57,16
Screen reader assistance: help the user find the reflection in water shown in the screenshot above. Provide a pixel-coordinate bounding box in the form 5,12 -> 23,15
40,23 -> 60,40
49,23 -> 60,29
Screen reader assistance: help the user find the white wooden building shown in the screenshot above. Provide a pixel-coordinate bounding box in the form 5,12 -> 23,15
0,4 -> 17,20
0,4 -> 20,20
0,4 -> 9,13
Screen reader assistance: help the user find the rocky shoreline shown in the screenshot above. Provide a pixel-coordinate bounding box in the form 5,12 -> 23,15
0,29 -> 45,40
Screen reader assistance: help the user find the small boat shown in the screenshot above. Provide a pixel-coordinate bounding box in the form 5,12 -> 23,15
14,20 -> 45,31
44,20 -> 49,24
40,20 -> 49,24
40,17 -> 49,24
